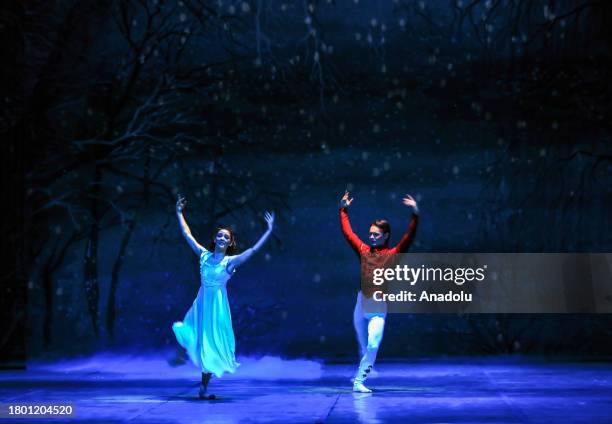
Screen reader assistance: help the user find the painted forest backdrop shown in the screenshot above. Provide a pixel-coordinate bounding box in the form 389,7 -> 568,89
2,0 -> 611,366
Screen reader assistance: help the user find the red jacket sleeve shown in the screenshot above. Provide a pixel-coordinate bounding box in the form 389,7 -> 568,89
391,213 -> 418,253
340,207 -> 365,254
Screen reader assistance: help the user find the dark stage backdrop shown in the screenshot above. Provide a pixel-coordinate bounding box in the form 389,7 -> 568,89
2,0 -> 611,365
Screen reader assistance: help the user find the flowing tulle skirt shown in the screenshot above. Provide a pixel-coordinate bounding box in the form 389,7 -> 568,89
172,285 -> 240,378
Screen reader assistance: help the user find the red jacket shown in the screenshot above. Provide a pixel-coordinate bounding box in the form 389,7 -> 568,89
340,207 -> 418,297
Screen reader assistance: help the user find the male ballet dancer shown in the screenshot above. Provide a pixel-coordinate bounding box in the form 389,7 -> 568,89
339,190 -> 419,392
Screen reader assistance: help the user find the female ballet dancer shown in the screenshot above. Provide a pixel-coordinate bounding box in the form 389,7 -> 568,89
173,194 -> 275,399
339,190 -> 419,393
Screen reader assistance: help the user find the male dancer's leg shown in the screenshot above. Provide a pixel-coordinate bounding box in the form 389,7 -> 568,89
364,315 -> 385,366
353,293 -> 368,358
353,315 -> 386,388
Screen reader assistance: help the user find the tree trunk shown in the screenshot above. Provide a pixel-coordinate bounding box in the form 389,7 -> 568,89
83,166 -> 102,337
106,219 -> 135,342
106,151 -> 151,341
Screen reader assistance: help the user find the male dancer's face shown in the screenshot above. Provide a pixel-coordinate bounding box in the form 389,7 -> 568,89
368,225 -> 389,248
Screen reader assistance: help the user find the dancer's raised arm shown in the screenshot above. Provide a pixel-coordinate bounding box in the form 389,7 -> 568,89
339,190 -> 366,254
227,211 -> 275,273
391,194 -> 419,254
176,195 -> 206,255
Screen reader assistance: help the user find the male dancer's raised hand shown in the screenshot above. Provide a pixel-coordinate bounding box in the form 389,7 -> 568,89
340,190 -> 354,209
402,194 -> 419,215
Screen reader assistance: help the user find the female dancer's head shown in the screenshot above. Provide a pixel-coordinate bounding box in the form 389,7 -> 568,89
369,219 -> 390,247
209,227 -> 237,255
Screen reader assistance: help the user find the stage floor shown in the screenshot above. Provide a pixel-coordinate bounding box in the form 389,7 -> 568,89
1,355 -> 611,423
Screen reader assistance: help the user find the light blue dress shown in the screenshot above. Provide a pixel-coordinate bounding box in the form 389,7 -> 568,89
172,250 -> 240,377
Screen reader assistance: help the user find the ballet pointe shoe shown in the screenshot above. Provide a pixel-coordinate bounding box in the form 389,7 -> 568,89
199,373 -> 215,400
198,384 -> 217,400
353,381 -> 372,393
198,384 -> 207,399
352,361 -> 374,392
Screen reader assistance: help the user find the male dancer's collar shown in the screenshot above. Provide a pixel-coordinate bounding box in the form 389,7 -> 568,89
369,245 -> 387,254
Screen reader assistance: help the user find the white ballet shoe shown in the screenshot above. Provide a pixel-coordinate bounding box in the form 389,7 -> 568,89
353,381 -> 372,393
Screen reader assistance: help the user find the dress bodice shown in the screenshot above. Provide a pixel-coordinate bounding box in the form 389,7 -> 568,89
200,251 -> 234,287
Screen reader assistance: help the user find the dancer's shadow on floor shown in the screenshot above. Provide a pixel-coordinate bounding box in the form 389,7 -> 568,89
311,386 -> 427,394
369,386 -> 438,394
164,395 -> 239,403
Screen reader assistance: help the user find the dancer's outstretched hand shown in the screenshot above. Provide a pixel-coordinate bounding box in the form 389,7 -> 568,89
402,194 -> 419,215
340,190 -> 354,208
264,211 -> 275,231
176,195 -> 187,213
